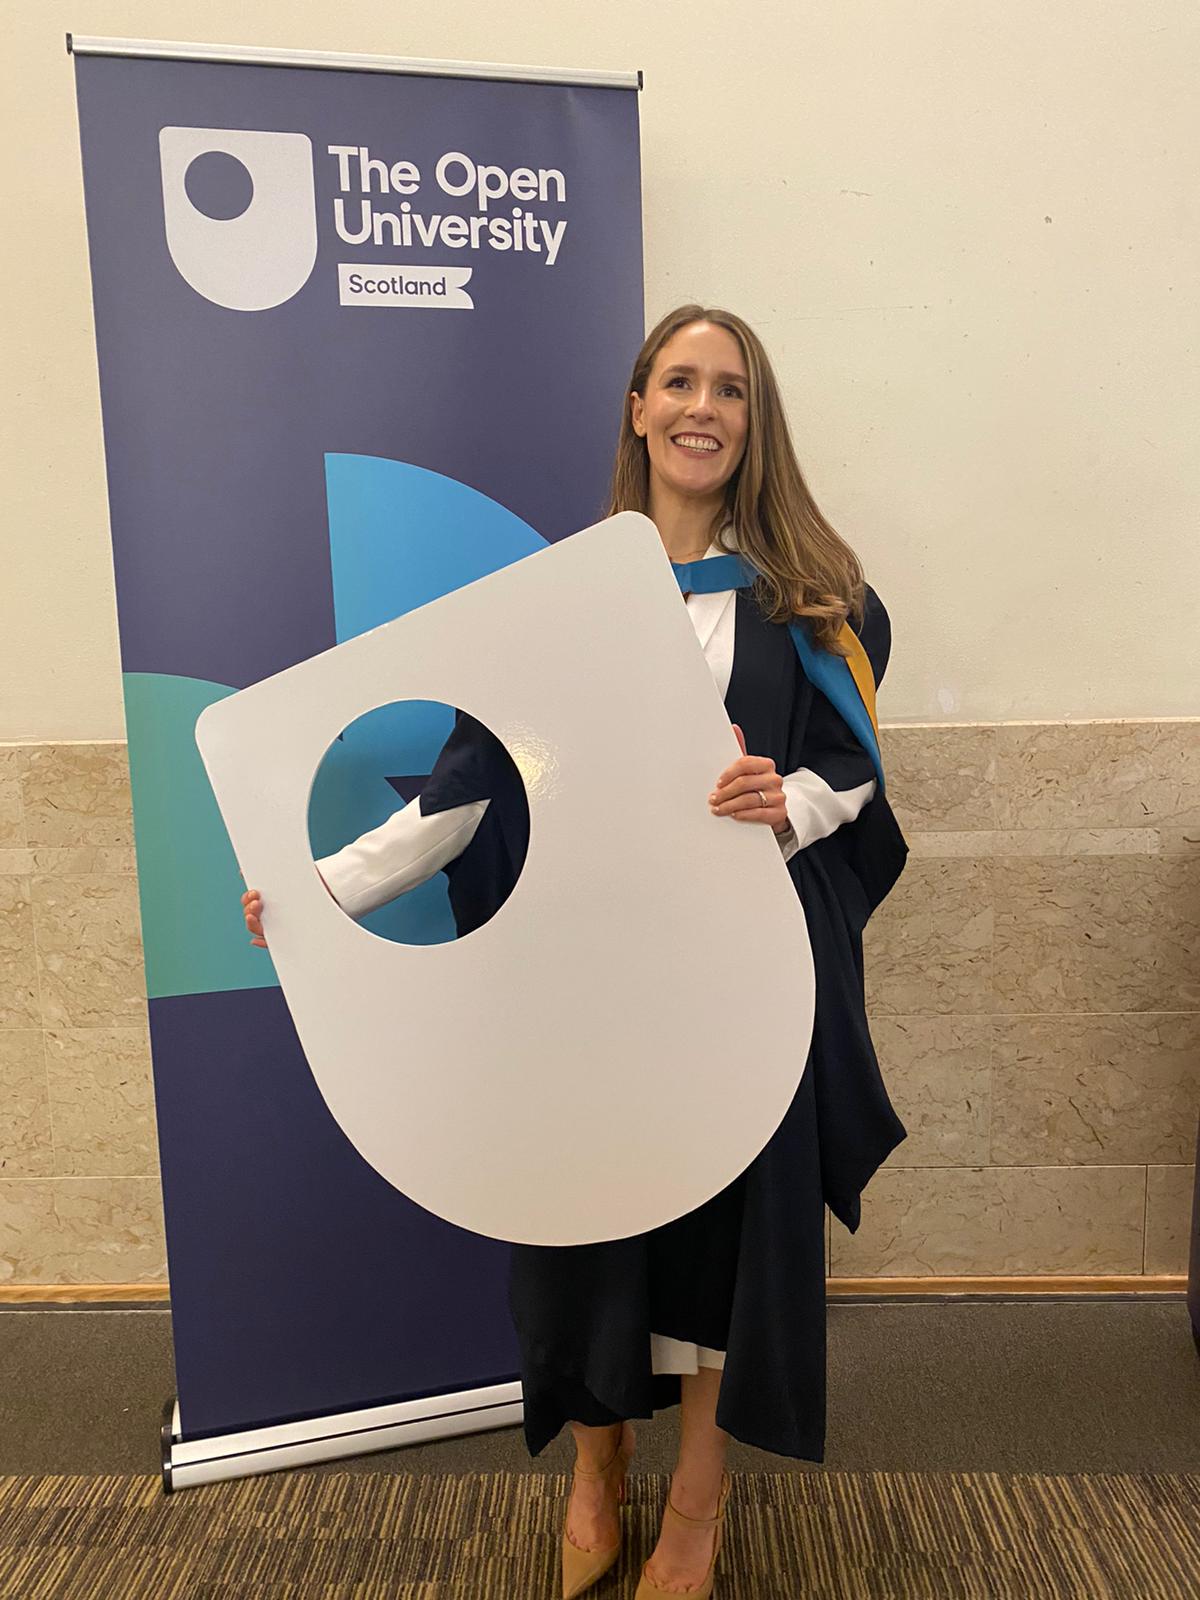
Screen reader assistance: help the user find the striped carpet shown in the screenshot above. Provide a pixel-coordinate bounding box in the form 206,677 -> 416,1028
1,1470 -> 1198,1599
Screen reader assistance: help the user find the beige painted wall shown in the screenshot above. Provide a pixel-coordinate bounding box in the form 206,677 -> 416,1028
2,2 -> 1197,739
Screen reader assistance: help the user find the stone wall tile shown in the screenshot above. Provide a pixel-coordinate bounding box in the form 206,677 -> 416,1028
32,876 -> 146,1028
45,1026 -> 158,1178
830,1165 -> 1145,1276
0,748 -> 33,780
1159,824 -> 1200,857
907,828 -> 1159,858
1145,1165 -> 1196,1274
879,726 -> 996,833
991,1015 -> 1200,1166
0,877 -> 40,1028
20,744 -> 133,848
0,1031 -> 53,1178
0,1177 -> 166,1284
864,860 -> 993,1015
872,1016 -> 992,1167
992,856 -> 1200,1013
27,846 -> 137,875
0,780 -> 24,848
995,722 -> 1200,832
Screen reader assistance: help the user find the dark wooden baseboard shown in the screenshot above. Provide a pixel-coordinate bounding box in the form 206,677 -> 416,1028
0,1283 -> 171,1304
826,1274 -> 1187,1297
0,1275 -> 1186,1305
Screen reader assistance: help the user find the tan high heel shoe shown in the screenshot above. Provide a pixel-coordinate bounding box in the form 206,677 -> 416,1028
634,1471 -> 732,1600
560,1424 -> 634,1600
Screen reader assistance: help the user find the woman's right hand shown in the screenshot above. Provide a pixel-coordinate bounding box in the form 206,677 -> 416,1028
241,887 -> 267,948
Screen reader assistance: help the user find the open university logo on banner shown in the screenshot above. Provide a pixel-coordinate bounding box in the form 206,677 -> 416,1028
160,129 -> 569,314
159,127 -> 318,311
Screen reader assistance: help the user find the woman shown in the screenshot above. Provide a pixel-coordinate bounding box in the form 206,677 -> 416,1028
243,305 -> 908,1599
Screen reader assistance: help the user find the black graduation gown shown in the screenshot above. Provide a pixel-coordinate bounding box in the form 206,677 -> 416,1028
419,584 -> 909,1463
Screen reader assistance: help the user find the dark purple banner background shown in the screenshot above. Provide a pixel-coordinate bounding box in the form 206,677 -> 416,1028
73,51 -> 643,1439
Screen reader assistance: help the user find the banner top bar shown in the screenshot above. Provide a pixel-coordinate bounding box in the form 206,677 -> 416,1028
65,34 -> 642,91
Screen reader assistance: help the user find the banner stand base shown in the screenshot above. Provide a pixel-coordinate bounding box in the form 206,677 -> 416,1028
159,1381 -> 524,1492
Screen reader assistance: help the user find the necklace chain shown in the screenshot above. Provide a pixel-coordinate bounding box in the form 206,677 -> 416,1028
670,519 -> 732,565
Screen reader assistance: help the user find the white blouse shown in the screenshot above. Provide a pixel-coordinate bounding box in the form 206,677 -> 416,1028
314,541 -> 877,1378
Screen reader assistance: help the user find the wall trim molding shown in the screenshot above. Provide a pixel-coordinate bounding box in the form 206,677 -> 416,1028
827,1274 -> 1187,1297
0,1275 -> 1186,1306
0,1283 -> 171,1303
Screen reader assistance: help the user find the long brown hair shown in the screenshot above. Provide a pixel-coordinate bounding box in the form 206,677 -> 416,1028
607,304 -> 864,652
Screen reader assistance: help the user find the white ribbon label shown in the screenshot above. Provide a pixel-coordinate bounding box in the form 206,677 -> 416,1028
337,263 -> 474,309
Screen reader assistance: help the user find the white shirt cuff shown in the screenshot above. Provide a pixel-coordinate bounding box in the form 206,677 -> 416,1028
315,798 -> 489,919
779,770 -> 877,854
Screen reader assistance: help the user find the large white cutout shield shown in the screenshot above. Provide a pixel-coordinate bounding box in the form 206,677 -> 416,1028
195,513 -> 815,1245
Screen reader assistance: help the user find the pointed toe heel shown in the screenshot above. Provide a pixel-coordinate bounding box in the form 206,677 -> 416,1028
560,1431 -> 634,1600
635,1472 -> 732,1600
562,1535 -> 620,1600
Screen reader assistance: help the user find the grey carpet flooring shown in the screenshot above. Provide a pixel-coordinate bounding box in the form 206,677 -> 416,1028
2,1298 -> 1197,1477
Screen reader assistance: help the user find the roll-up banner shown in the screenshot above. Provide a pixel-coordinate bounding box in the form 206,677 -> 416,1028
68,35 -> 643,1488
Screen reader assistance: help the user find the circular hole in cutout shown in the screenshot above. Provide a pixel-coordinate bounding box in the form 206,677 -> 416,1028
183,150 -> 255,220
307,699 -> 530,945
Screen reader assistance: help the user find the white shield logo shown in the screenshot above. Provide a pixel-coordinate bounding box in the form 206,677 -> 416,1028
160,127 -> 317,311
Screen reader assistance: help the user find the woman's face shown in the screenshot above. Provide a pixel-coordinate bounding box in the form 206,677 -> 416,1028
630,321 -> 750,505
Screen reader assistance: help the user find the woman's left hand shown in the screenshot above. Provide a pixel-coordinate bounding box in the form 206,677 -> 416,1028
709,724 -> 790,835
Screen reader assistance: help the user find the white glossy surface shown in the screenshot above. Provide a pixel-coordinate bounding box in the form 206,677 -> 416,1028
195,513 -> 815,1245
168,1382 -> 525,1490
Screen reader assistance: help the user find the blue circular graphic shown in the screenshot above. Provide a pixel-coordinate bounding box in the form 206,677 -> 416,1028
183,151 -> 255,221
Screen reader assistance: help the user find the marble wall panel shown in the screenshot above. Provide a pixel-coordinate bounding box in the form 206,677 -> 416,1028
0,1031 -> 53,1179
991,1014 -> 1200,1167
1144,1166 -> 1196,1274
1159,823 -> 1200,857
864,859 -> 993,1016
1,847 -> 133,876
871,1016 -> 992,1167
0,875 -> 40,1029
878,726 -> 996,834
830,1165 -> 1146,1276
992,855 -> 1200,1014
31,875 -> 146,1029
44,1026 -> 157,1177
907,829 -> 1159,858
0,780 -> 23,848
995,722 -> 1200,834
19,744 -> 133,848
0,748 -> 32,780
24,846 -> 136,875
0,1176 -> 166,1284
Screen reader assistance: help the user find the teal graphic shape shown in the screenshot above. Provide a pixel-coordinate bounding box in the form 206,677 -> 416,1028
123,670 -> 280,1000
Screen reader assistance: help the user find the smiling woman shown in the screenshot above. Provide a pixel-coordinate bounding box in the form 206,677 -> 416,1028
609,305 -> 868,650
238,303 -> 909,1600
631,330 -> 750,503
502,304 -> 910,1600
